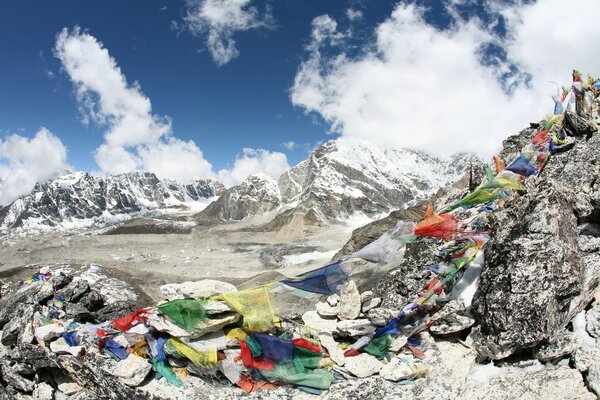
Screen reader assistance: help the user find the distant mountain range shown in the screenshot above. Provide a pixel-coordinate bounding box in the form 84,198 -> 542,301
0,140 -> 473,235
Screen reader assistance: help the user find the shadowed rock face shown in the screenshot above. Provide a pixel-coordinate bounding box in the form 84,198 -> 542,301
471,125 -> 600,359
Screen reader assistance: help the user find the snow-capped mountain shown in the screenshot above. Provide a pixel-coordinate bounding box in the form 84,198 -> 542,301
0,171 -> 225,234
195,140 -> 473,225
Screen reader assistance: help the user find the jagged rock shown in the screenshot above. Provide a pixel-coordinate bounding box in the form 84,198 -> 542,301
1,303 -> 34,346
535,330 -> 580,361
301,311 -> 338,333
572,345 -> 600,372
0,282 -> 54,329
588,362 -> 600,397
160,280 -> 237,301
0,360 -> 35,392
32,382 -> 54,400
461,366 -> 595,400
327,294 -> 340,307
188,313 -> 240,339
380,358 -> 426,382
338,281 -> 361,320
367,307 -> 394,326
472,136 -> 600,359
360,291 -> 374,303
111,354 -> 152,387
34,324 -> 65,342
337,319 -> 377,337
316,301 -> 339,317
429,300 -> 475,336
50,273 -> 72,290
50,337 -> 84,357
78,291 -> 105,312
203,300 -> 232,315
565,111 -> 598,138
361,297 -> 382,313
319,332 -> 345,366
64,302 -> 93,323
93,302 -> 136,322
11,344 -> 58,370
343,353 -> 383,378
586,306 -> 600,338
61,280 -> 90,303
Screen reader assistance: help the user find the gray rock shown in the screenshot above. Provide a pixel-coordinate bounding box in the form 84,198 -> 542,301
361,297 -> 382,313
338,281 -> 361,320
34,324 -> 65,342
1,303 -> 34,346
203,300 -> 232,315
187,313 -> 240,339
360,291 -> 374,303
61,280 -> 90,303
319,332 -> 345,366
588,362 -> 600,397
343,353 -> 383,378
380,357 -> 427,382
0,282 -> 54,329
93,302 -> 136,323
429,300 -> 475,336
535,330 -> 580,361
160,280 -> 237,301
316,301 -> 339,317
337,319 -> 377,337
367,307 -> 394,326
572,345 -> 600,372
0,360 -> 35,392
64,302 -> 93,323
111,354 -> 152,387
326,294 -> 340,307
301,311 -> 338,333
32,382 -> 54,400
586,306 -> 600,338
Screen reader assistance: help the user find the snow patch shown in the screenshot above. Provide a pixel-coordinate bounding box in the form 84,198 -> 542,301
282,250 -> 338,267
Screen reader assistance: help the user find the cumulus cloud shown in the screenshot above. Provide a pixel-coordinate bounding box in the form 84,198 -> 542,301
183,0 -> 273,66
0,128 -> 69,205
217,148 -> 289,187
291,0 -> 600,159
55,27 -> 286,187
346,8 -> 363,21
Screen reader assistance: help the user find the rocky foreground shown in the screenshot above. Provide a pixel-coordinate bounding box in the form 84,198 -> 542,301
1,84 -> 600,398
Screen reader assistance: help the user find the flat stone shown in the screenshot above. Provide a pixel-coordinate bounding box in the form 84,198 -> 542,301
360,291 -> 374,303
337,319 -> 377,337
160,280 -> 237,301
182,331 -> 227,351
112,353 -> 152,387
429,300 -> 475,335
535,330 -> 580,361
34,324 -> 65,342
587,306 -> 600,338
362,297 -> 382,313
145,312 -> 190,337
344,353 -> 383,378
380,357 -> 425,381
316,301 -> 339,317
50,337 -> 84,357
319,332 -> 345,366
389,336 -> 409,352
57,382 -> 84,395
188,313 -> 240,339
338,281 -> 361,320
302,311 -> 338,333
327,294 -> 340,307
203,300 -> 232,315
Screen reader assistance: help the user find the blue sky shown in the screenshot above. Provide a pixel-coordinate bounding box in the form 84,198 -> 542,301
1,0 -> 600,205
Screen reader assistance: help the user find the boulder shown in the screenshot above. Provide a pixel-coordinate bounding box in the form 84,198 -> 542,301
57,382 -> 84,395
429,300 -> 475,336
111,353 -> 152,387
0,282 -> 54,329
367,308 -> 394,326
337,319 -> 377,337
203,300 -> 232,315
32,382 -> 54,400
34,324 -> 65,342
302,311 -> 338,333
1,303 -> 34,346
572,345 -> 600,372
360,291 -> 374,303
50,337 -> 84,357
160,280 -> 237,301
316,301 -> 339,317
61,279 -> 90,303
188,313 -> 240,339
338,281 -> 361,320
343,353 -> 383,378
362,297 -> 382,313
380,358 -> 426,382
588,362 -> 600,397
586,306 -> 600,338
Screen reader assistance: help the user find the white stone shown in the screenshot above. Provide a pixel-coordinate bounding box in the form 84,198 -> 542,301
572,345 -> 600,372
112,353 -> 152,387
160,280 -> 237,301
327,294 -> 340,307
182,331 -> 227,351
360,291 -> 374,303
204,300 -> 232,315
316,301 -> 339,317
57,382 -> 83,395
188,313 -> 240,339
589,362 -> 600,397
49,337 -> 83,357
380,357 -> 422,381
319,332 -> 345,366
362,297 -> 382,313
20,320 -> 34,345
338,281 -> 361,320
34,324 -> 65,342
390,336 -> 409,352
33,382 -> 54,400
337,319 -> 377,337
302,311 -> 338,333
343,353 -> 383,378
145,312 -> 190,337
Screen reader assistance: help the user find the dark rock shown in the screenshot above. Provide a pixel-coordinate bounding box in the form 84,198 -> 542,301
93,301 -> 136,322
0,359 -> 34,393
565,111 -> 598,138
11,344 -> 59,370
0,282 -> 53,329
0,303 -> 34,346
64,302 -> 93,323
78,290 -> 105,312
50,272 -> 72,290
60,279 -> 90,303
429,300 -> 475,336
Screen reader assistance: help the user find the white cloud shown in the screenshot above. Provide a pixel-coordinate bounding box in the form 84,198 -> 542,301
281,141 -> 296,150
291,1 -> 600,159
346,8 -> 363,21
217,148 -> 289,187
0,128 -> 69,205
183,0 -> 273,66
